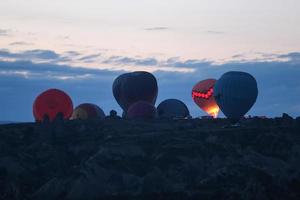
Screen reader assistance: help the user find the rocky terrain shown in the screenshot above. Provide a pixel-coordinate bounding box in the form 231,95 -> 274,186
0,116 -> 300,200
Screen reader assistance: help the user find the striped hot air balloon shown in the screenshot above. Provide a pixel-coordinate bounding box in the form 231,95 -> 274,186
192,79 -> 219,118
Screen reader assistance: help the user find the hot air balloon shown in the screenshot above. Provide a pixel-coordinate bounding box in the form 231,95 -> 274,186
214,71 -> 258,123
33,89 -> 73,122
127,101 -> 157,119
157,99 -> 190,119
71,103 -> 105,120
192,79 -> 219,118
113,71 -> 158,114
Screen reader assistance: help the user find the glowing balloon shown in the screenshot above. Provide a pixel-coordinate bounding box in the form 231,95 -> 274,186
113,71 -> 158,113
71,103 -> 105,120
214,71 -> 258,122
157,99 -> 190,118
127,101 -> 157,119
33,89 -> 73,122
192,79 -> 219,118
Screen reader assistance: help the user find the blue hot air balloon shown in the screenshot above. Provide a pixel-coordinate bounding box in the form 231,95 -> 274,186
157,99 -> 190,119
214,71 -> 258,122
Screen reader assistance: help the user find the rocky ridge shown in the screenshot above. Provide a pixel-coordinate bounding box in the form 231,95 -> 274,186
0,117 -> 300,199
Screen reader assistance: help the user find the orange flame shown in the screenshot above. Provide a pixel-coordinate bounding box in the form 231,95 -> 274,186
207,106 -> 220,118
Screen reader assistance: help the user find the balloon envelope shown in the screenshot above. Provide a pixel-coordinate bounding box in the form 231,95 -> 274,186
214,71 -> 258,122
113,71 -> 158,112
33,89 -> 73,122
157,99 -> 190,118
192,79 -> 219,118
127,101 -> 157,119
71,103 -> 105,120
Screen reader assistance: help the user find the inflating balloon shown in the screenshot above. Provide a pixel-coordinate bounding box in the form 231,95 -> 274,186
33,89 -> 73,122
71,103 -> 105,120
192,79 -> 219,118
214,71 -> 258,122
127,101 -> 157,119
113,71 -> 158,113
157,99 -> 190,118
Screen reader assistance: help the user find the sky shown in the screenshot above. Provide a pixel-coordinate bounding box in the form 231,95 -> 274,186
0,0 -> 300,121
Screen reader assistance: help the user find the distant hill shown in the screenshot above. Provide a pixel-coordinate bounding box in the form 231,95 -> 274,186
0,117 -> 299,199
0,121 -> 29,125
0,121 -> 14,125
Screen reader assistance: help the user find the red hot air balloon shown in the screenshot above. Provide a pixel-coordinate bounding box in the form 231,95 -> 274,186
127,101 -> 157,119
33,89 -> 73,122
71,103 -> 105,120
192,79 -> 219,118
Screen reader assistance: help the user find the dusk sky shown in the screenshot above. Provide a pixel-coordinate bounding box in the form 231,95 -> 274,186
1,0 -> 300,121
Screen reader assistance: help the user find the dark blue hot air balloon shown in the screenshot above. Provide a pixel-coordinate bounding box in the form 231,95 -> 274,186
113,71 -> 158,115
214,71 -> 258,122
157,99 -> 190,119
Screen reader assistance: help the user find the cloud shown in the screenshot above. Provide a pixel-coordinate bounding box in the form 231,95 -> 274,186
102,55 -> 211,70
0,60 -> 121,80
0,29 -> 11,36
23,50 -> 60,59
163,58 -> 212,69
101,56 -> 196,72
278,52 -> 300,63
78,54 -> 101,62
0,49 -> 58,59
0,49 -> 71,63
144,27 -> 169,31
57,35 -> 70,40
64,51 -> 81,56
0,49 -> 200,72
205,30 -> 225,34
9,41 -> 34,46
232,54 -> 244,58
104,56 -> 158,66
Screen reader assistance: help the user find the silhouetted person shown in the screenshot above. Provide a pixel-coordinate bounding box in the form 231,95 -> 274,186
54,112 -> 64,122
110,110 -> 117,117
106,110 -> 121,119
42,114 -> 50,123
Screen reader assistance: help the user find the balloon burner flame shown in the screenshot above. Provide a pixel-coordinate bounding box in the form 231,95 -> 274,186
208,107 -> 219,118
